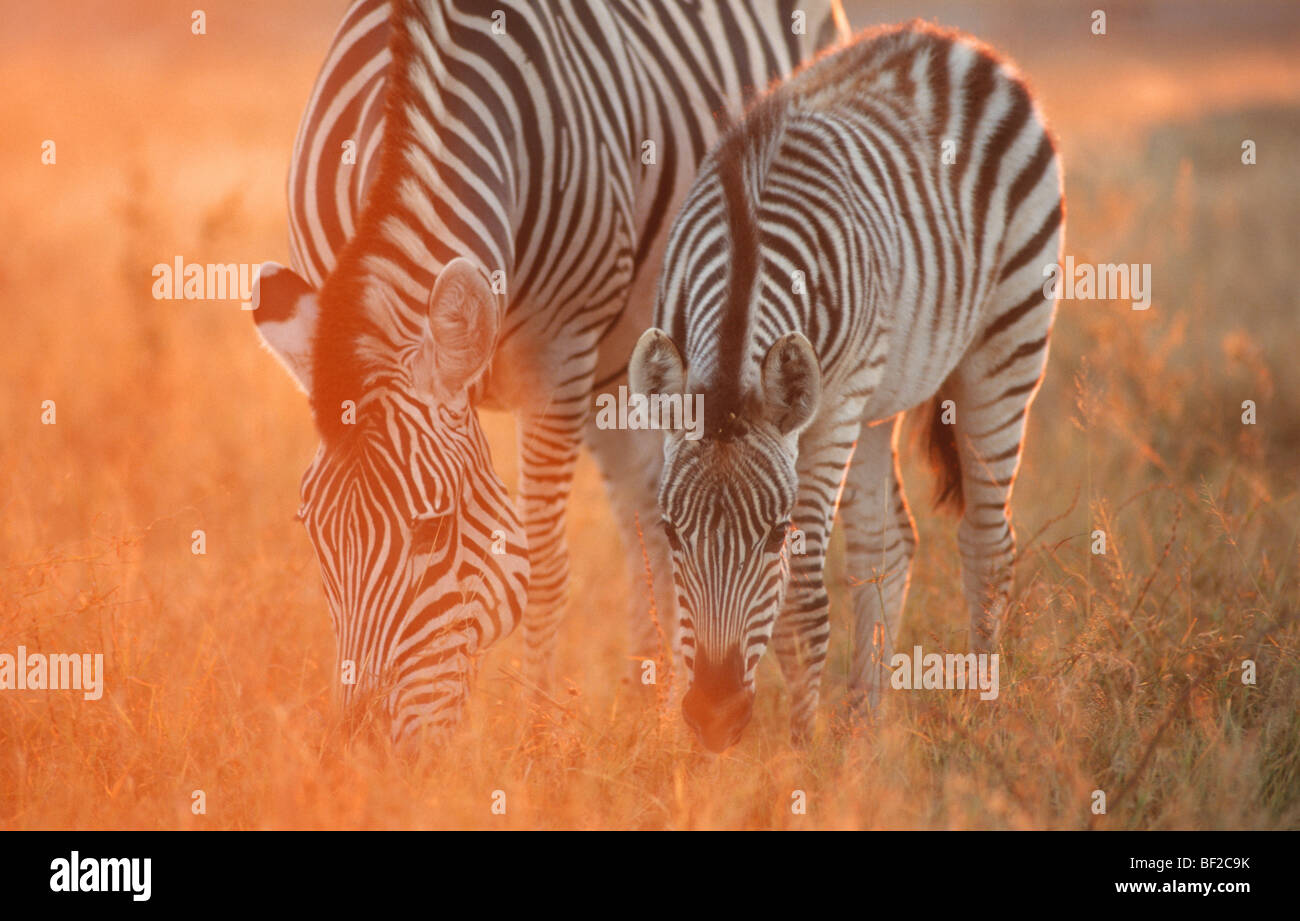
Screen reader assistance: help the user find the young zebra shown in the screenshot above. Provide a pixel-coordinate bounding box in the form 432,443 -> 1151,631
252,0 -> 848,743
630,22 -> 1064,751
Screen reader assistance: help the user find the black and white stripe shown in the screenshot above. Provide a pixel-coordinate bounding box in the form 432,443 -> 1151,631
287,0 -> 392,287
631,21 -> 1064,751
253,0 -> 847,741
297,385 -> 528,743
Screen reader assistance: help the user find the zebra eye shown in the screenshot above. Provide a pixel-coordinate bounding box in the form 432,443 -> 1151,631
409,512 -> 452,545
661,518 -> 683,552
765,521 -> 792,553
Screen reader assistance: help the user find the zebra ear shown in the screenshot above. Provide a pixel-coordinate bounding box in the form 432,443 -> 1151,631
629,328 -> 685,400
760,333 -> 821,435
251,262 -> 318,395
422,257 -> 499,396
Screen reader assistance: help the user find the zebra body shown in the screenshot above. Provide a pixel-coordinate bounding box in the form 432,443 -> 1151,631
631,22 -> 1064,751
253,0 -> 846,742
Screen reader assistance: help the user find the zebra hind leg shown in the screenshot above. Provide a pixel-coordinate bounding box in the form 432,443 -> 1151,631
948,273 -> 1058,652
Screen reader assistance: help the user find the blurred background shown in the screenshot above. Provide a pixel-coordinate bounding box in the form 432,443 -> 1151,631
1,0 -> 1297,829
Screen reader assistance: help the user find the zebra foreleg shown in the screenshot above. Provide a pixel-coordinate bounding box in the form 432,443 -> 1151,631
583,420 -> 678,688
839,414 -> 917,716
517,411 -> 584,695
772,427 -> 857,746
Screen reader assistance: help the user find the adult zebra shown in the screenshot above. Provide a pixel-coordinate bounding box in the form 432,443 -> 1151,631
252,0 -> 849,742
630,22 -> 1064,751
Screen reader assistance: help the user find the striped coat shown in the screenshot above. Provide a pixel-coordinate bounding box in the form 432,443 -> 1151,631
631,21 -> 1064,750
252,0 -> 848,741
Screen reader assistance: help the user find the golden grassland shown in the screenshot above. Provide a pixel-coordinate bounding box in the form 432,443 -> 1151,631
1,3 -> 1297,828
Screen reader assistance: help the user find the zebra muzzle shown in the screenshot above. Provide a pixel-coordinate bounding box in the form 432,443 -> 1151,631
681,682 -> 755,753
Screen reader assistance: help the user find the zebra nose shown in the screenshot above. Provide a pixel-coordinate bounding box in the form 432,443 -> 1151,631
682,683 -> 755,753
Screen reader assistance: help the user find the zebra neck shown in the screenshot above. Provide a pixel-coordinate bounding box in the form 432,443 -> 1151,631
684,105 -> 793,435
379,0 -> 525,275
311,1 -> 541,437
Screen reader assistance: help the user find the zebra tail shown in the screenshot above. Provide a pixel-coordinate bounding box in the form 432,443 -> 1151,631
923,380 -> 964,516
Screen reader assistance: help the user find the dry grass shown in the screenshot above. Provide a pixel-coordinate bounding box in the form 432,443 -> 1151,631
1,1 -> 1297,829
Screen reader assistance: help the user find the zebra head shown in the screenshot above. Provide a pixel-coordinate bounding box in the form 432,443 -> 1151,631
252,258 -> 529,745
630,328 -> 821,751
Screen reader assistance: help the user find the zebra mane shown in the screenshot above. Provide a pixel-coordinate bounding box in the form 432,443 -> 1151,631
700,93 -> 790,442
310,0 -> 514,446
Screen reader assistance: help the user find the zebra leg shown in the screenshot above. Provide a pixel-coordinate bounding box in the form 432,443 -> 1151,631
583,419 -> 678,685
772,420 -> 860,746
517,411 -> 585,693
839,414 -> 917,715
948,282 -> 1057,652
